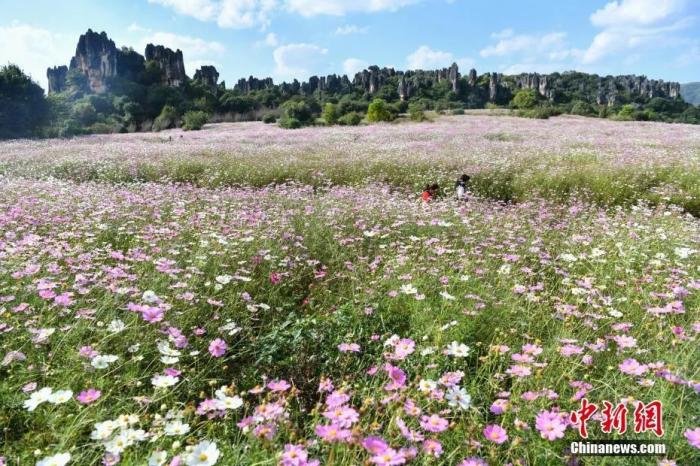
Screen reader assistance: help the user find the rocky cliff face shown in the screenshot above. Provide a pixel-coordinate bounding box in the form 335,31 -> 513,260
68,29 -> 119,93
47,66 -> 68,94
234,76 -> 274,93
194,66 -> 219,89
145,44 -> 186,87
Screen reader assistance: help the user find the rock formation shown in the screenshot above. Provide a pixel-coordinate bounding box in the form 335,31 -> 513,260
468,68 -> 477,86
234,76 -> 274,93
145,44 -> 186,87
489,73 -> 499,102
47,66 -> 68,94
194,65 -> 219,89
68,29 -> 119,93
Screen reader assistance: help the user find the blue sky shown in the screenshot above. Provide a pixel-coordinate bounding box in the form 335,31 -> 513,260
1,0 -> 699,91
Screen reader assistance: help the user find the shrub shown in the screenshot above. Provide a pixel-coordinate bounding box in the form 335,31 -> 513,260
571,101 -> 596,116
182,110 -> 209,131
517,106 -> 560,119
262,113 -> 277,124
338,112 -> 362,126
72,101 -> 98,126
366,98 -> 394,123
617,104 -> 636,120
322,103 -> 338,125
408,103 -> 430,122
279,101 -> 314,129
512,89 -> 538,109
153,104 -> 178,131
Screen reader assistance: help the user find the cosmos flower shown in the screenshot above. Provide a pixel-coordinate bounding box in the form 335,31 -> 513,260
208,339 -> 227,358
185,441 -> 220,466
483,424 -> 508,444
36,452 -> 71,466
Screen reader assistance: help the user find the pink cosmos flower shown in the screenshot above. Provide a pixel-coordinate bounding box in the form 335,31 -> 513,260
79,346 -> 98,359
490,399 -> 509,415
76,388 -> 101,404
423,439 -> 443,457
267,379 -> 291,392
369,448 -> 406,465
338,343 -> 361,353
506,364 -> 532,377
522,343 -> 543,355
458,458 -> 488,466
315,424 -> 352,442
323,406 -> 359,428
420,414 -> 449,433
280,444 -> 319,466
208,338 -> 227,357
141,306 -> 164,323
483,424 -> 508,444
619,358 -> 648,376
362,436 -> 389,454
685,427 -> 700,449
535,409 -> 567,441
270,272 -> 282,284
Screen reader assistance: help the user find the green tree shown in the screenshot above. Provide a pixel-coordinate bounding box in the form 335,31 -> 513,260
512,89 -> 538,109
153,104 -> 178,131
182,111 -> 208,130
366,98 -> 393,122
322,103 -> 338,125
279,100 -> 314,129
0,64 -> 48,139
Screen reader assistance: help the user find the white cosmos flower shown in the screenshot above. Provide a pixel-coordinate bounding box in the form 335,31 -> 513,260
157,340 -> 181,357
559,253 -> 578,263
418,379 -> 437,393
91,354 -> 118,369
446,386 -> 472,410
400,284 -> 417,295
90,420 -> 117,440
104,431 -> 133,454
36,452 -> 71,466
444,341 -> 471,357
675,247 -> 695,259
186,440 -> 220,466
124,428 -> 148,442
440,291 -> 456,301
24,387 -> 53,411
49,389 -> 73,404
148,450 -> 168,466
151,375 -> 179,389
215,275 -> 232,285
216,395 -> 243,410
142,290 -> 159,303
107,319 -> 126,333
164,420 -> 190,436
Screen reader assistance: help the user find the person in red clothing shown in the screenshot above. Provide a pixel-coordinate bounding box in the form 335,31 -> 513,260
421,183 -> 440,202
422,184 -> 432,202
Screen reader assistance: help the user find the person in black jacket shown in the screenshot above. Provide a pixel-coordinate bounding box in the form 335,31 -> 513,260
455,174 -> 470,199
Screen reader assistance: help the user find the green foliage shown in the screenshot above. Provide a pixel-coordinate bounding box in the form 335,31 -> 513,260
322,103 -> 338,125
0,64 -> 48,139
408,102 -> 430,122
366,98 -> 394,122
517,106 -> 560,119
182,110 -> 209,130
570,100 -> 596,116
337,112 -> 362,126
262,113 -> 277,124
153,104 -> 178,131
511,89 -> 538,109
279,100 -> 315,129
617,104 -> 636,120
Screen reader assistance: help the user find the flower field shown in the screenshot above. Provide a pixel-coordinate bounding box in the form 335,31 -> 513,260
1,116 -> 699,465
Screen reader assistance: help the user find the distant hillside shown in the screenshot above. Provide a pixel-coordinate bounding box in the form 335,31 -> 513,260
681,82 -> 700,105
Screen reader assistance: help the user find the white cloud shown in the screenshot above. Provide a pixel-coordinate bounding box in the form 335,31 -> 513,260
256,32 -> 279,47
150,0 -> 414,27
582,0 -> 691,63
285,0 -> 418,17
138,32 -> 225,75
342,58 -> 368,75
0,21 -> 75,92
480,32 -> 570,58
590,0 -> 686,27
148,0 -> 219,21
149,0 -> 276,29
273,43 -> 328,81
335,24 -> 369,35
406,45 -> 473,70
217,0 -> 276,29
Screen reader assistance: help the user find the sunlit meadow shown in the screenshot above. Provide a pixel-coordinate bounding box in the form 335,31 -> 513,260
1,115 -> 699,466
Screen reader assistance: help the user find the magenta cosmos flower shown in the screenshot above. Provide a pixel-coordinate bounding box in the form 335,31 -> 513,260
458,458 -> 488,466
685,427 -> 700,449
535,409 -> 567,441
420,414 -> 449,433
369,448 -> 406,466
208,338 -> 227,357
315,424 -> 352,442
76,388 -> 102,404
483,424 -> 508,444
